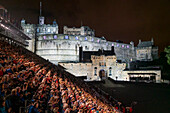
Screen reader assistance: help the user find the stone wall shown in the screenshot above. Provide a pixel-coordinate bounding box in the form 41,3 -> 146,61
59,55 -> 127,81
36,34 -> 135,64
59,61 -> 161,83
59,63 -> 93,77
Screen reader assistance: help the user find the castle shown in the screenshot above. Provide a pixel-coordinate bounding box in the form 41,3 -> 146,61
21,15 -> 158,65
20,2 -> 161,82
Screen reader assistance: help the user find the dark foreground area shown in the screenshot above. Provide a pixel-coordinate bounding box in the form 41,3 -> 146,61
90,79 -> 170,113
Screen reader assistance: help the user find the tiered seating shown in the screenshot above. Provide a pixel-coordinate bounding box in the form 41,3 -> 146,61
0,40 -> 126,113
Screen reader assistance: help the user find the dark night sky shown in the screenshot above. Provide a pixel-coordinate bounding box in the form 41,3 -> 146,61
1,0 -> 170,53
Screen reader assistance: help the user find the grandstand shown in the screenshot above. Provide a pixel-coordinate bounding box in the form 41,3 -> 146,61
0,5 -> 132,113
0,21 -> 131,112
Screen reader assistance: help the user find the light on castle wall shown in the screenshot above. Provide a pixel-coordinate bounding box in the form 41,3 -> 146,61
43,36 -> 46,39
75,36 -> 78,40
64,35 -> 69,39
54,35 -> 57,39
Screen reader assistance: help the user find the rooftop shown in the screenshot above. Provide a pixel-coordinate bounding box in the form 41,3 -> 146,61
137,41 -> 153,47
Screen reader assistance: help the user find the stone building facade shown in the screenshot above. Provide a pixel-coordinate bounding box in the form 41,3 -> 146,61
59,52 -> 161,83
35,34 -> 135,64
20,2 -> 161,83
59,54 -> 127,81
136,38 -> 158,61
63,26 -> 95,36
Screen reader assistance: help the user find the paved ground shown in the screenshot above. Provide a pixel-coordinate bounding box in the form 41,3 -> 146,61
92,80 -> 170,113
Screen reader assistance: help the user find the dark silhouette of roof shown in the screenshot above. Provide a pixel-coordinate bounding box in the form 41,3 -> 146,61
137,41 -> 153,47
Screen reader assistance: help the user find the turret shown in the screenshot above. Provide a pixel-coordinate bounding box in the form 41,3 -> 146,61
21,19 -> 25,26
39,2 -> 45,25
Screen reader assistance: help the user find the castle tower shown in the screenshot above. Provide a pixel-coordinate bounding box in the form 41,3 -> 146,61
151,37 -> 154,45
39,2 -> 45,25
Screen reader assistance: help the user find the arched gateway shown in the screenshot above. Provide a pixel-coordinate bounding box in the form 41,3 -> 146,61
99,69 -> 107,80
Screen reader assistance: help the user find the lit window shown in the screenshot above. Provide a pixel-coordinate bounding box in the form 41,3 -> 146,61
53,28 -> 56,33
117,44 -> 119,47
122,45 -> 124,48
48,28 -> 50,33
54,35 -> 57,39
85,37 -> 87,41
97,39 -> 100,43
27,29 -> 29,32
127,45 -> 129,48
112,43 -> 114,46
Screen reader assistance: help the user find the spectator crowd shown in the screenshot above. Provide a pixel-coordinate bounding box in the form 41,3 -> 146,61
0,40 -> 132,113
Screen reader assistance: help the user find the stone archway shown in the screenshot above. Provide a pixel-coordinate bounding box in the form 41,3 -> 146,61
99,69 -> 107,80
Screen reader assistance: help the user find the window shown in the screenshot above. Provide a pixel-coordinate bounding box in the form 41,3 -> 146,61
94,67 -> 97,76
27,29 -> 29,33
53,28 -> 56,33
109,67 -> 112,76
85,46 -> 88,50
99,62 -> 106,67
48,28 -> 51,33
85,37 -> 87,41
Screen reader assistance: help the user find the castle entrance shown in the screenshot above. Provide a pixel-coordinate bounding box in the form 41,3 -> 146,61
99,69 -> 107,80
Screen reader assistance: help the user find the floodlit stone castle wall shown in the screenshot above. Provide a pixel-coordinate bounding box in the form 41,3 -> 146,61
36,34 -> 135,64
59,63 -> 93,77
59,55 -> 127,81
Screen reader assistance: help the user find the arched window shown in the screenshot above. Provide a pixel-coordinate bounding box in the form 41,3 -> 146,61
109,67 -> 112,76
94,67 -> 97,76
